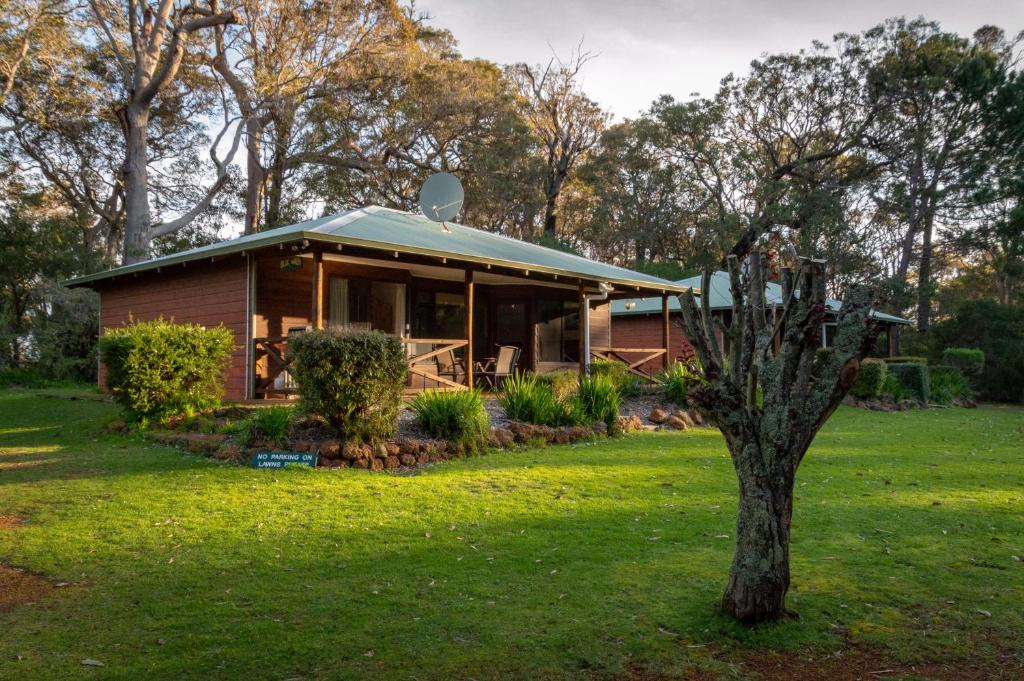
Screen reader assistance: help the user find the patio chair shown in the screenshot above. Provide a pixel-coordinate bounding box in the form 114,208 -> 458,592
435,348 -> 467,386
476,345 -> 520,390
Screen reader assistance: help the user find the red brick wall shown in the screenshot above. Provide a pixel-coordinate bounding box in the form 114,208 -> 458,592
97,259 -> 250,400
610,313 -> 695,374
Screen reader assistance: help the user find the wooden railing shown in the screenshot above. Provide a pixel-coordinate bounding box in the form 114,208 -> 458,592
253,335 -> 471,398
253,336 -> 295,398
590,346 -> 667,382
403,338 -> 469,392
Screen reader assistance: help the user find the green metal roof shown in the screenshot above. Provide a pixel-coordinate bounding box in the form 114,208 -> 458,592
67,206 -> 688,293
612,271 -> 910,325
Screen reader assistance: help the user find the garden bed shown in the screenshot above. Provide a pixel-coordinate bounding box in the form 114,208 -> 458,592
138,398 -> 708,471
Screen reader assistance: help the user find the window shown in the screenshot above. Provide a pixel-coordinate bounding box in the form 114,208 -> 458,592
411,290 -> 464,339
329,277 -> 404,335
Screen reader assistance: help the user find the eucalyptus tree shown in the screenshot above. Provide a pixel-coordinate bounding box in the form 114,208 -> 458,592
867,19 -> 1014,330
670,40 -> 888,623
573,118 -> 687,267
508,51 -> 608,239
85,0 -> 239,262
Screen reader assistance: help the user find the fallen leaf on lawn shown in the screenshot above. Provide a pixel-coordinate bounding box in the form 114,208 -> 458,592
81,659 -> 105,667
364,650 -> 374,657
977,609 -> 992,618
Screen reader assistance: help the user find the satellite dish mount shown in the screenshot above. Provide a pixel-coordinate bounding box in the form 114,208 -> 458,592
419,172 -> 464,232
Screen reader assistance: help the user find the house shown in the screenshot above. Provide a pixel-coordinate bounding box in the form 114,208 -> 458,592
69,206 -> 688,400
611,271 -> 911,375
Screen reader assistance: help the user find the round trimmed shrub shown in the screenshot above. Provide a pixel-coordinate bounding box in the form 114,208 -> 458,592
850,358 -> 887,399
288,330 -> 407,441
99,318 -> 235,424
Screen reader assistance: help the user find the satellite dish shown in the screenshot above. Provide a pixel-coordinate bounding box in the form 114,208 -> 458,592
419,172 -> 464,223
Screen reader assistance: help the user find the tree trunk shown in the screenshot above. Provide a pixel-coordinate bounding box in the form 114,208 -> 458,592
119,103 -> 151,264
916,212 -> 934,332
243,117 -> 265,234
722,443 -> 795,623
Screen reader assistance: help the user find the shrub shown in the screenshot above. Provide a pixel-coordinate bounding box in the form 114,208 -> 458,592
881,374 -> 907,401
886,362 -> 929,403
410,389 -> 489,451
928,301 -> 1023,403
659,361 -> 701,405
99,318 -> 235,424
589,358 -> 642,397
499,372 -> 584,427
576,373 -> 622,431
535,369 -> 579,400
929,365 -> 973,406
850,358 -> 887,399
226,406 -> 294,448
941,348 -> 984,384
288,330 -> 407,441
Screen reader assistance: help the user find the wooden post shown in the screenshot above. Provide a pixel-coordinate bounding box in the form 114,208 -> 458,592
311,251 -> 324,329
465,269 -> 474,388
661,293 -> 671,370
578,282 -> 587,377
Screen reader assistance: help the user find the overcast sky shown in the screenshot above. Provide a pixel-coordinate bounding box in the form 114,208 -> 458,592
418,0 -> 1024,120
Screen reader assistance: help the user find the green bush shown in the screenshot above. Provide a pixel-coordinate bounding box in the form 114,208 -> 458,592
410,389 -> 489,451
576,373 -> 622,431
886,362 -> 930,403
535,369 -> 579,400
499,372 -> 584,427
881,374 -> 907,401
226,406 -> 294,448
288,330 -> 407,441
99,318 -> 235,424
589,358 -> 642,397
929,365 -> 973,406
941,348 -> 984,384
928,301 -> 1022,403
850,358 -> 887,399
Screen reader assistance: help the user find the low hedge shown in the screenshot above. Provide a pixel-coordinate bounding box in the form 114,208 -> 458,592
99,318 -> 235,424
886,355 -> 928,365
886,362 -> 930,403
850,358 -> 887,399
288,330 -> 407,441
941,348 -> 984,383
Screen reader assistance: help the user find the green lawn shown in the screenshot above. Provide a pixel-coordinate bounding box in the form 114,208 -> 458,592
0,389 -> 1021,680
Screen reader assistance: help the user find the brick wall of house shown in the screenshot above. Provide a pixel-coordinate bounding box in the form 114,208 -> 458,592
97,259 -> 250,400
610,313 -> 696,374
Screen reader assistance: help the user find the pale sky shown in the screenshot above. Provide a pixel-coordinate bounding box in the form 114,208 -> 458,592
418,0 -> 1024,120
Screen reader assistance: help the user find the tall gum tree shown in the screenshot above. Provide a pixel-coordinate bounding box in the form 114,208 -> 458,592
87,0 -> 238,263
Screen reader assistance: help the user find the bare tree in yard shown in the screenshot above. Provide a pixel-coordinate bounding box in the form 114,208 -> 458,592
509,49 -> 607,239
672,42 -> 888,623
87,0 -> 238,262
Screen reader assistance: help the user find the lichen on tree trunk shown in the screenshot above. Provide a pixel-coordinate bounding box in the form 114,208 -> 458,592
680,255 -> 878,624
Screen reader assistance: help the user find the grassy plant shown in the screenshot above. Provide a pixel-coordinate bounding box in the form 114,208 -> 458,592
409,389 -> 489,450
576,373 -> 621,431
500,372 -> 585,427
929,365 -> 973,405
225,406 -> 294,448
589,358 -> 643,397
659,362 -> 702,405
535,369 -> 580,399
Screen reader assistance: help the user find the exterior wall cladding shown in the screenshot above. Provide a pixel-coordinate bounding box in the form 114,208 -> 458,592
97,259 -> 250,400
611,314 -> 696,374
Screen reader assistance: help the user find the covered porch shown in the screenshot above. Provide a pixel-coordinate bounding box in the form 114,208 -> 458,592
251,249 -> 679,397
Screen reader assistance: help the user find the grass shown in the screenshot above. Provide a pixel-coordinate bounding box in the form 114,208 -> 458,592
0,388 -> 1022,680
